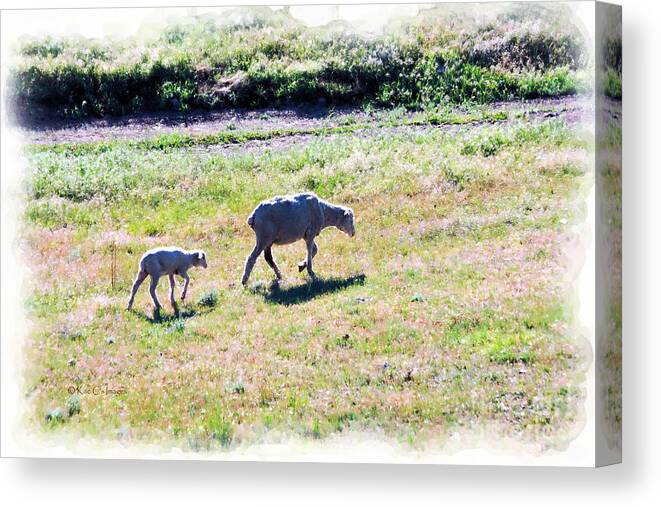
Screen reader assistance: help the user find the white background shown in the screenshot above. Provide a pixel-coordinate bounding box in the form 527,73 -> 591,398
1,0 -> 658,504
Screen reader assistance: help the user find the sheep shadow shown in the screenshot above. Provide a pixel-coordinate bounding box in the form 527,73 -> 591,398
254,273 -> 366,306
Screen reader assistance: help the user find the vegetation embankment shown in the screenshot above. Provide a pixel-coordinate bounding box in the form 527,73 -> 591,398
8,4 -> 589,119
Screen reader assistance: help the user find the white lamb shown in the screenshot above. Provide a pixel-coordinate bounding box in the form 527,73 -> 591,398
126,247 -> 208,311
241,192 -> 355,286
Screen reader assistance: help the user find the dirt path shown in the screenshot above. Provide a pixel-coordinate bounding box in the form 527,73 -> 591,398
19,96 -> 592,147
193,96 -> 593,157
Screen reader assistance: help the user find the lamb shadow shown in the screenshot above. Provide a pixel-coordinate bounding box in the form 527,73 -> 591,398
133,306 -> 201,324
255,273 -> 366,306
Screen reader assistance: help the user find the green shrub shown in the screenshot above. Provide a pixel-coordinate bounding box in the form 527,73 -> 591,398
206,408 -> 233,447
604,37 -> 622,73
460,23 -> 586,71
197,289 -> 219,308
66,395 -> 81,416
604,68 -> 622,100
45,407 -> 65,424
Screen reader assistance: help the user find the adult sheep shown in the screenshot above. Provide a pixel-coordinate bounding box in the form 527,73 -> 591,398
241,192 -> 355,286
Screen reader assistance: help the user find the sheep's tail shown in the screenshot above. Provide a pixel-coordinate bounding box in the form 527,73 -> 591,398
247,210 -> 256,229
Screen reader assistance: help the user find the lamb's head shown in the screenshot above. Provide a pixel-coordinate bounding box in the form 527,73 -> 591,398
192,250 -> 208,269
338,208 -> 355,237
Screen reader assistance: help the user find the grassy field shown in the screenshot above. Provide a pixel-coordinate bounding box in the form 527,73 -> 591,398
20,100 -> 591,451
7,4 -> 588,119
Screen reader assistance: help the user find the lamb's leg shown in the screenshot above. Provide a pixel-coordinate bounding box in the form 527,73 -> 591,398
148,275 -> 161,310
264,245 -> 282,280
305,239 -> 318,279
298,241 -> 318,272
180,272 -> 190,301
168,274 -> 178,311
241,241 -> 264,286
127,269 -> 148,310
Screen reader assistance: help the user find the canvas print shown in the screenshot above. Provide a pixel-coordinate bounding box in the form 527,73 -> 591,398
0,1 -> 621,465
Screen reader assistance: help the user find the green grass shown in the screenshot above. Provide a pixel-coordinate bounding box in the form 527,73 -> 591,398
21,107 -> 590,451
24,120 -> 584,231
8,4 -> 588,118
26,108 -> 511,157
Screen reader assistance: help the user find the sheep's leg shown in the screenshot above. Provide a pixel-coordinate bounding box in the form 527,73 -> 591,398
149,275 -> 162,310
127,269 -> 148,310
180,272 -> 190,301
305,239 -> 318,279
298,241 -> 318,272
168,274 -> 178,311
264,245 -> 282,280
241,241 -> 265,286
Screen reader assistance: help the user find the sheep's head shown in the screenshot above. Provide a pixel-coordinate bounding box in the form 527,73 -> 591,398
193,250 -> 208,269
339,208 -> 355,237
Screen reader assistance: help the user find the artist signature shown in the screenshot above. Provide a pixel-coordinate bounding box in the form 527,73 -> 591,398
67,384 -> 126,396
